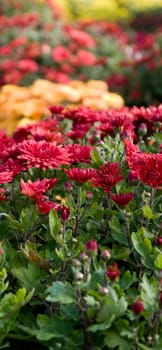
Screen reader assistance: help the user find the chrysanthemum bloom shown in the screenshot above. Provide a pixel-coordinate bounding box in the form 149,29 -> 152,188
64,168 -> 95,184
67,124 -> 91,141
66,144 -> 92,164
110,192 -> 134,206
36,197 -> 60,215
106,262 -> 120,281
0,171 -> 13,184
125,140 -> 162,188
91,162 -> 124,192
0,159 -> 25,177
20,178 -> 58,201
52,46 -> 71,62
17,140 -> 71,170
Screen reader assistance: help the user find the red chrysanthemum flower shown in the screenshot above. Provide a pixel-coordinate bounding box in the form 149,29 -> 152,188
106,262 -> 120,281
0,159 -> 25,177
20,178 -> 58,201
0,171 -> 13,184
66,144 -> 92,164
110,192 -> 134,206
91,162 -> 124,192
64,168 -> 95,183
36,197 -> 60,215
125,140 -> 162,188
17,140 -> 71,170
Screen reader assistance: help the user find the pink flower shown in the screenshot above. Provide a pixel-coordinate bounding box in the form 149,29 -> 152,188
91,162 -> 124,192
67,28 -> 95,47
66,144 -> 92,164
52,46 -> 71,62
18,140 -> 71,170
20,178 -> 57,201
17,59 -> 39,73
72,50 -> 97,66
110,192 -> 134,206
36,197 -> 60,215
64,168 -> 94,184
0,171 -> 13,184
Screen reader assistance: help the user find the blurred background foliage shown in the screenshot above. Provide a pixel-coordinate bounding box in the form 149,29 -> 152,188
53,0 -> 162,21
0,0 -> 162,22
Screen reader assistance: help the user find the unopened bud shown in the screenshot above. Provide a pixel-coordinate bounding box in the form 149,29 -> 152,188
156,236 -> 162,246
86,240 -> 98,255
79,252 -> 88,261
64,181 -> 73,191
101,250 -> 110,260
100,287 -> 109,296
86,192 -> 93,199
138,123 -> 147,136
72,259 -> 81,267
73,271 -> 84,281
132,300 -> 144,314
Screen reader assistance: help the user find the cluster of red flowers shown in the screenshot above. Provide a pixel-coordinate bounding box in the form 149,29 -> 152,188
0,105 -> 161,217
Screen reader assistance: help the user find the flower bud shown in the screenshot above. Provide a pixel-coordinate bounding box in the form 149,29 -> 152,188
86,240 -> 98,255
86,191 -> 93,199
72,259 -> 81,267
79,252 -> 88,261
132,300 -> 144,314
100,287 -> 109,296
61,206 -> 70,221
64,181 -> 73,191
101,250 -> 111,261
156,236 -> 162,246
0,246 -> 3,255
73,271 -> 84,281
128,171 -> 138,184
138,123 -> 147,136
159,291 -> 162,305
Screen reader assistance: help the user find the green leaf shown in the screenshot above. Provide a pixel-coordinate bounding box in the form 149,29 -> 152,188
36,315 -> 73,341
141,274 -> 158,312
96,289 -> 127,326
84,295 -> 99,306
20,206 -> 38,232
154,253 -> 162,269
91,148 -> 103,166
104,331 -> 131,349
49,209 -> 62,242
46,281 -> 76,304
88,318 -> 115,332
110,216 -> 127,245
142,205 -> 153,219
131,232 -> 154,269
119,271 -> 136,290
12,261 -> 43,292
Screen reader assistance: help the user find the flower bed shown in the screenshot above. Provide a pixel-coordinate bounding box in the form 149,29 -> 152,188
0,1 -> 162,106
0,103 -> 161,349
